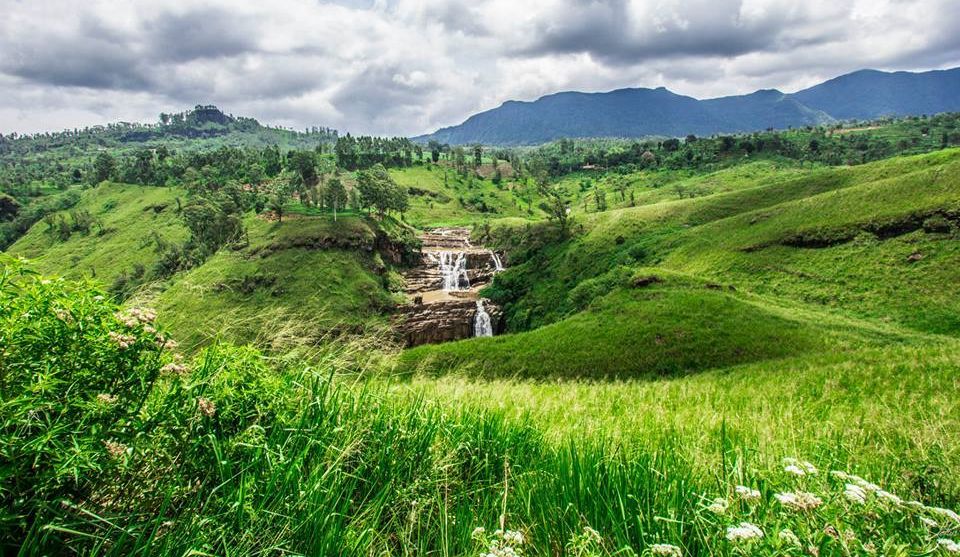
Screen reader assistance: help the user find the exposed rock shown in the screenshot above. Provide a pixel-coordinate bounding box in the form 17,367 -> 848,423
396,227 -> 506,346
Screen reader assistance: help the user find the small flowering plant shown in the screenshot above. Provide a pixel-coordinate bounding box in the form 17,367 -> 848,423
0,258 -> 177,542
694,456 -> 960,555
471,524 -> 527,557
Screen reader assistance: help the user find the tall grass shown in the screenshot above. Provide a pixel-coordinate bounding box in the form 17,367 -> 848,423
5,260 -> 960,556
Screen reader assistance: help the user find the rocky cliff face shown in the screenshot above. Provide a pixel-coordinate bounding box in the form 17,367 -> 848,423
396,228 -> 505,347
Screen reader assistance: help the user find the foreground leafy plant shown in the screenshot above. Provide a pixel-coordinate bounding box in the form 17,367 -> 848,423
0,256 -> 172,544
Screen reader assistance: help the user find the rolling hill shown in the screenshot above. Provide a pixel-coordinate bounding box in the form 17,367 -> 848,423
417,67 -> 960,145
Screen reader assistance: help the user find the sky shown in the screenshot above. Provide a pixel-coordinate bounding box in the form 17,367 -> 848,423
1,0 -> 959,137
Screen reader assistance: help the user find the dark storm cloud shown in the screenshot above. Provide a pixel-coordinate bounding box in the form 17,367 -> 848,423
0,0 -> 958,136
514,0 -> 840,66
0,27 -> 147,90
143,7 -> 260,63
330,64 -> 435,124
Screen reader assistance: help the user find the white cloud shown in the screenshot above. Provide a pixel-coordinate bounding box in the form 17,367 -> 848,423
0,0 -> 957,136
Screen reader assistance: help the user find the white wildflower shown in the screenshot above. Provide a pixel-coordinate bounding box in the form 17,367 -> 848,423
726,522 -> 764,542
103,439 -> 129,459
784,464 -> 806,476
735,485 -> 761,502
706,497 -> 729,514
938,539 -> 960,553
921,517 -> 938,528
161,362 -> 189,375
582,526 -> 601,543
472,527 -> 486,539
778,529 -> 801,546
800,461 -> 818,475
930,507 -> 960,524
96,393 -> 117,405
197,397 -> 216,418
775,491 -> 822,511
849,475 -> 881,492
844,484 -> 868,504
830,470 -> 850,480
875,490 -> 902,506
108,330 -> 136,349
502,530 -> 524,546
649,543 -> 682,556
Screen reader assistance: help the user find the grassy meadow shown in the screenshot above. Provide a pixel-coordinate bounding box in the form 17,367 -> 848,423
4,139 -> 960,555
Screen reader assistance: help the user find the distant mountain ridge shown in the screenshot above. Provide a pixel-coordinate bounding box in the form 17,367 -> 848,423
417,67 -> 960,145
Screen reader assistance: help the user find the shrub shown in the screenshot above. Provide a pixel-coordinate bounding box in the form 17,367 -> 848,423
0,257 -> 168,543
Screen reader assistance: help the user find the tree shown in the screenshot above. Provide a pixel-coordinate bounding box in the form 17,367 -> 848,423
267,181 -> 293,223
612,176 -> 628,201
0,193 -> 20,221
428,140 -> 441,163
473,144 -> 482,168
93,152 -> 116,183
357,164 -> 407,218
534,171 -> 570,235
325,175 -> 347,222
593,186 -> 607,211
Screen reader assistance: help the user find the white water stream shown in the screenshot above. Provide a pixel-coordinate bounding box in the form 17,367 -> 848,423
427,251 -> 470,291
474,299 -> 493,337
491,252 -> 504,272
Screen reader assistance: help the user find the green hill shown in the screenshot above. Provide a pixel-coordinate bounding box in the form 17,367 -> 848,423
7,182 -> 188,283
7,181 -> 417,352
400,149 -> 960,376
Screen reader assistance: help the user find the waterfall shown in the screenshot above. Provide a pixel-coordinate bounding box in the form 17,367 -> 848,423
491,252 -> 504,272
474,299 -> 493,337
437,251 -> 469,291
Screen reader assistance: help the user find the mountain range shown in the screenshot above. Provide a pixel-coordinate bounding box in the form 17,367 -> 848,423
416,67 -> 960,145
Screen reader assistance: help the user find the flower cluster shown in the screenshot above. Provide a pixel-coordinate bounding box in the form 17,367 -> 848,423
939,539 -> 960,553
706,497 -> 729,514
648,543 -> 682,556
118,307 -> 157,328
774,491 -> 823,512
472,526 -> 526,557
107,330 -> 137,349
161,361 -> 189,375
725,522 -> 764,542
735,485 -> 761,502
783,458 -> 818,476
96,393 -> 117,405
197,397 -> 217,418
103,439 -> 129,460
698,460 -> 960,553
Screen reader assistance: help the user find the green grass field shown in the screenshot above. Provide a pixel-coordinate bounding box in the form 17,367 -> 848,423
5,142 -> 960,555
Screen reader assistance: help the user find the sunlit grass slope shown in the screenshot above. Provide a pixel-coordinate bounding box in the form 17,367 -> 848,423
396,275 -> 916,379
7,182 -> 188,283
390,164 -> 543,227
149,215 -> 397,351
484,149 -> 960,334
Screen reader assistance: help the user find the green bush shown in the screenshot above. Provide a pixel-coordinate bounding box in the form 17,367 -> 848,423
0,257 -> 169,543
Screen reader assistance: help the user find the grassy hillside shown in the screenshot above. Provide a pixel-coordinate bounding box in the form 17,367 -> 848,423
399,149 -> 960,377
7,181 -> 413,352
397,274 -> 916,379
488,149 -> 960,329
389,164 -> 543,227
8,182 -> 188,283
148,215 -> 400,351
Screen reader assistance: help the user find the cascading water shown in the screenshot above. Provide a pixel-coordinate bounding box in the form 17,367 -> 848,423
436,251 -> 469,291
491,252 -> 504,272
474,299 -> 493,337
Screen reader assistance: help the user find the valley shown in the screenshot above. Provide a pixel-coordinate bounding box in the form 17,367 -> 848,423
4,105 -> 960,556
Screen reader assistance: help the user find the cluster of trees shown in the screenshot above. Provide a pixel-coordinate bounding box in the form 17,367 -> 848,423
520,112 -> 960,177
334,135 -> 422,170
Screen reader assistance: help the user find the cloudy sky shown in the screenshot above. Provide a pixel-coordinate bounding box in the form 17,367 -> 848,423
1,0 -> 959,137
